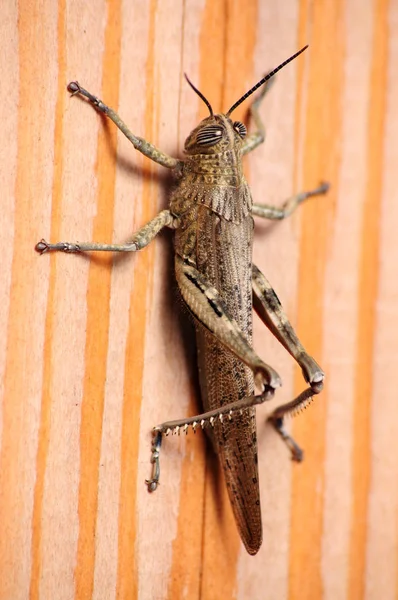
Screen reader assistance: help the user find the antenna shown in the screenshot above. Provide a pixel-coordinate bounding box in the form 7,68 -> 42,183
184,73 -> 214,117
226,45 -> 308,117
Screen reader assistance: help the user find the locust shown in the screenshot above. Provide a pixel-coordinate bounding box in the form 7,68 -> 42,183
36,45 -> 329,555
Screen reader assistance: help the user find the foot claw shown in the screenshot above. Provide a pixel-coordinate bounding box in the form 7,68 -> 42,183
35,239 -> 49,254
145,479 -> 158,492
67,81 -> 81,95
291,447 -> 304,462
318,181 -> 330,194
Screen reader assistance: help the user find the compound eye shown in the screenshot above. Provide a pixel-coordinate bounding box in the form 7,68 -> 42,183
196,125 -> 224,147
233,121 -> 247,138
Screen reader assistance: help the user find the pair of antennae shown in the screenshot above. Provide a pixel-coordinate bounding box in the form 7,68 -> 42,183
185,45 -> 308,118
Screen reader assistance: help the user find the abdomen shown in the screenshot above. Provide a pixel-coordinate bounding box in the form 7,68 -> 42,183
194,206 -> 262,555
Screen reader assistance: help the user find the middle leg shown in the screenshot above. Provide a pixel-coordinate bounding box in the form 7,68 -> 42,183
252,182 -> 329,220
35,209 -> 179,254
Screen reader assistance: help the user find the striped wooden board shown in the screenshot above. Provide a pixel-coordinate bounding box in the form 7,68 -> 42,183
1,1 -> 397,599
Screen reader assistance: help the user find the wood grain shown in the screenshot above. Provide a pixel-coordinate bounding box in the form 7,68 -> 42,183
1,1 -> 398,599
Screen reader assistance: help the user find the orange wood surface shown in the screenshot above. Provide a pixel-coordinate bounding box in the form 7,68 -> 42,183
1,1 -> 398,599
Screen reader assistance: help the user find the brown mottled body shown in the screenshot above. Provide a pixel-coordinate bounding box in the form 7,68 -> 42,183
171,124 -> 261,551
36,48 -> 328,555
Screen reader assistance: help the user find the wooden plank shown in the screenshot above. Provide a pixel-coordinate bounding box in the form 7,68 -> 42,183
1,1 -> 397,599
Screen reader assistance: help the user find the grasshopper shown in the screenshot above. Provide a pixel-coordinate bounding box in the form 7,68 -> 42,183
36,45 -> 328,555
